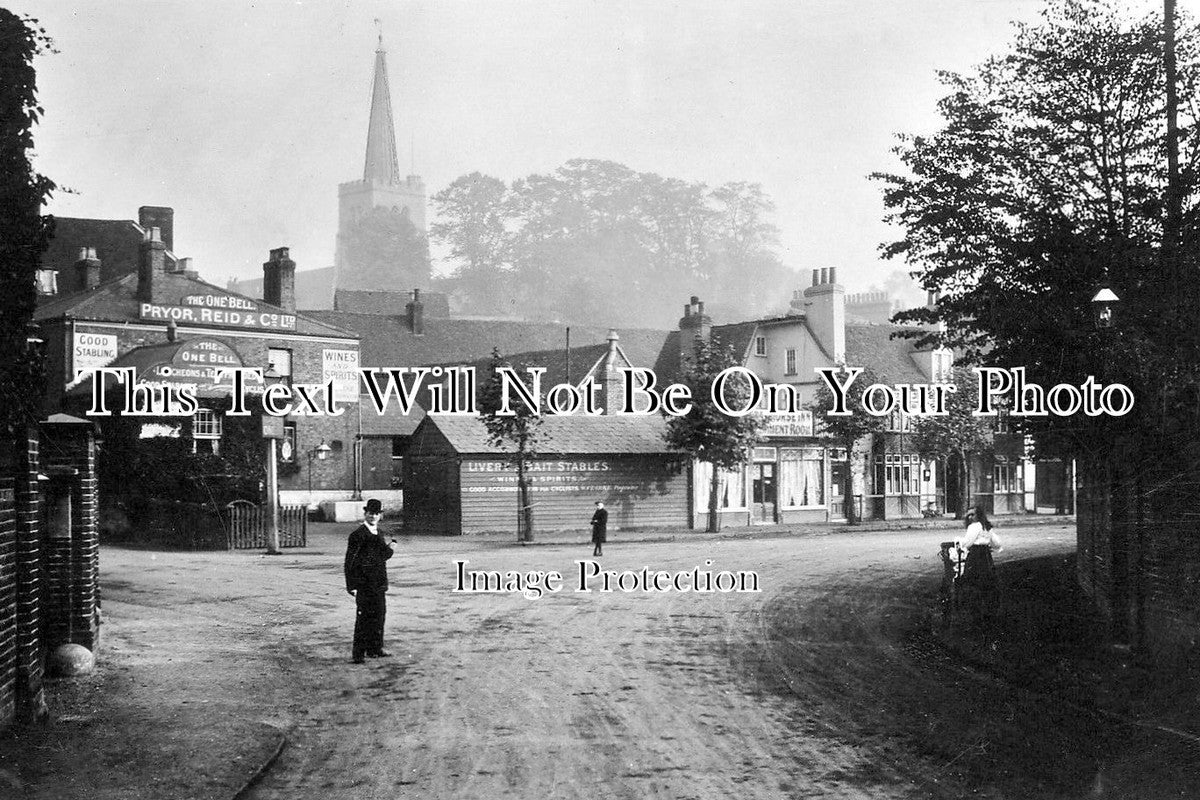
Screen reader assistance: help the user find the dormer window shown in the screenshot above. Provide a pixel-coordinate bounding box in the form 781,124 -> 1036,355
754,336 -> 766,356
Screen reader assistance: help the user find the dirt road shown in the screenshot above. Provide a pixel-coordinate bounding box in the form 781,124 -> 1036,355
94,522 -> 1070,800
48,522 -> 1132,799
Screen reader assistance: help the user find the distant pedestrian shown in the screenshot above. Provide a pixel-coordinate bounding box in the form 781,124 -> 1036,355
344,498 -> 396,664
956,505 -> 1001,630
590,501 -> 608,557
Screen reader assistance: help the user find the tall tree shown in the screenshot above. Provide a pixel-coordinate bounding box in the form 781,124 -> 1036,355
0,11 -> 55,443
810,367 -> 888,525
479,349 -> 546,543
663,339 -> 764,532
430,172 -> 512,313
874,0 -> 1200,460
432,160 -> 796,327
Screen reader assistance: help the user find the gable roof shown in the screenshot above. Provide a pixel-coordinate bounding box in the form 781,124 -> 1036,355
412,413 -> 680,456
844,323 -> 930,384
34,272 -> 357,340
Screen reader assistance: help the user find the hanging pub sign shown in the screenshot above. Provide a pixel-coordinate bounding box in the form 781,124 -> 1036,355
139,296 -> 296,331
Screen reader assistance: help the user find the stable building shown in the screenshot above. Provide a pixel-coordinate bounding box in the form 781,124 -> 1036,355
404,415 -> 688,536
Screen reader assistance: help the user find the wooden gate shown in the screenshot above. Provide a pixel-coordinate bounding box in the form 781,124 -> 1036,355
224,500 -> 308,550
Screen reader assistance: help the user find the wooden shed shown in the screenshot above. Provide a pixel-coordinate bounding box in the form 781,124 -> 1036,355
402,415 -> 689,535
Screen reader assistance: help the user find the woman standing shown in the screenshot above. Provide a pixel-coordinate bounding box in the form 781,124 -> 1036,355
956,505 -> 1001,629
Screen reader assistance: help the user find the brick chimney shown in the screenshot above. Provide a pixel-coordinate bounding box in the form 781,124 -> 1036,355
602,329 -> 621,414
406,288 -> 425,335
678,295 -> 712,366
138,206 -> 174,252
74,246 -> 101,291
802,268 -> 845,363
137,227 -> 169,303
262,247 -> 296,313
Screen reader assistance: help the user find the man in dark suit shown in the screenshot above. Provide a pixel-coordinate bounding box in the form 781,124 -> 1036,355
590,501 -> 608,557
344,498 -> 395,664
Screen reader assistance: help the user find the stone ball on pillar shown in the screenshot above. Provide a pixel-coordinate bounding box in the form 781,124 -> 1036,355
49,643 -> 95,677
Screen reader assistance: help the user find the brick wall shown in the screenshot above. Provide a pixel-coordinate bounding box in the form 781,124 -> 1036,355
0,477 -> 17,726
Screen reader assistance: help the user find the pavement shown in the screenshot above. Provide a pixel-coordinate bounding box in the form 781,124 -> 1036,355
0,513 -> 1078,799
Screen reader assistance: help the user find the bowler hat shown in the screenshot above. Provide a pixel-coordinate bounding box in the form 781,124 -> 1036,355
364,499 -> 383,514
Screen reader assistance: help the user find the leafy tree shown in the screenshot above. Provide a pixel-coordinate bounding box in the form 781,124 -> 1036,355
430,172 -> 512,313
909,366 -> 993,517
810,367 -> 887,525
431,159 -> 795,327
664,339 -> 764,532
0,11 -> 54,442
341,206 -> 430,291
479,348 -> 546,542
873,0 -> 1200,464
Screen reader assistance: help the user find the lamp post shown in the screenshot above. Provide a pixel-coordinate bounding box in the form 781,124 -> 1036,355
263,365 -> 283,555
1092,287 -> 1119,330
307,439 -> 331,495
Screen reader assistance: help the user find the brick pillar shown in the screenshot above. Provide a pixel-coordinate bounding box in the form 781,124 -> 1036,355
0,428 -> 48,730
40,419 -> 100,653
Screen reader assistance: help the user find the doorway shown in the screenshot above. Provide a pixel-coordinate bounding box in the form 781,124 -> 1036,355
752,463 -> 776,523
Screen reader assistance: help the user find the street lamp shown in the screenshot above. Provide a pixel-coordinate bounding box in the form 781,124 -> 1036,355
1092,287 -> 1120,330
307,439 -> 332,494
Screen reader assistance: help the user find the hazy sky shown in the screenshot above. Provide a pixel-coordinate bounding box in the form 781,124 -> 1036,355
12,1 -> 1185,298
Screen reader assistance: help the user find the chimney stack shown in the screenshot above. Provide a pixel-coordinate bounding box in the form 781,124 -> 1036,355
802,269 -> 845,363
406,288 -> 425,334
74,246 -> 101,291
603,329 -> 622,414
137,227 -> 169,303
262,247 -> 296,313
677,295 -> 712,367
138,206 -> 174,252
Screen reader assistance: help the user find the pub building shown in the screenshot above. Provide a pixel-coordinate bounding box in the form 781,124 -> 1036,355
34,231 -> 370,512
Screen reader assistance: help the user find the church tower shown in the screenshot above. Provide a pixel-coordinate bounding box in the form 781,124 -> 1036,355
334,34 -> 428,293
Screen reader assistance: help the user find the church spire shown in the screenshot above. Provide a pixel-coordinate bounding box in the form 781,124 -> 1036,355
363,33 -> 402,185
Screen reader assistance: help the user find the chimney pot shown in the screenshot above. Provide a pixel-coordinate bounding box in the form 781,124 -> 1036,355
75,246 -> 102,291
138,227 -> 168,302
406,287 -> 425,334
811,269 -> 819,287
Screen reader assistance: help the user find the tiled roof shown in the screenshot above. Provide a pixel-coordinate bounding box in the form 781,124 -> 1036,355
333,288 -> 451,317
844,323 -> 929,383
415,413 -> 680,456
711,321 -> 760,362
305,310 -> 672,372
38,217 -> 147,302
34,272 -> 357,340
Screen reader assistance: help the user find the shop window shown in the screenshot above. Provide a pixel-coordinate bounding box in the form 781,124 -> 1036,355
693,461 -> 747,510
785,348 -> 796,376
779,448 -> 824,507
192,408 -> 222,454
994,458 -> 1022,493
875,453 -> 919,495
268,348 -> 292,383
754,336 -> 766,356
